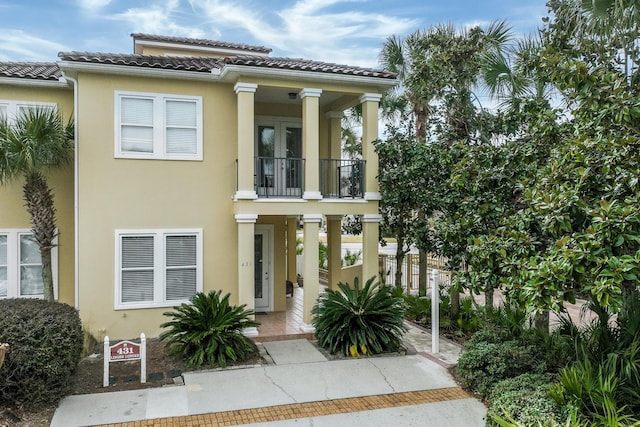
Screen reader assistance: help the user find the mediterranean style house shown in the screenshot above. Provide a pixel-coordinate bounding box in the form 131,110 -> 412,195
0,34 -> 396,339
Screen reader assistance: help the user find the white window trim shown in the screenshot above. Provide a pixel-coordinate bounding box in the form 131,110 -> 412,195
0,100 -> 57,125
0,229 -> 58,299
114,91 -> 203,161
114,228 -> 203,310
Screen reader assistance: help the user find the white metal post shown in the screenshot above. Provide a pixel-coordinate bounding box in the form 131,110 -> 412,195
103,336 -> 109,387
431,269 -> 439,354
140,333 -> 147,384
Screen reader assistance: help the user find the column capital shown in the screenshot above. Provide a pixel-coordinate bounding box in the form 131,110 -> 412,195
302,214 -> 323,223
300,88 -> 322,99
359,93 -> 382,103
361,214 -> 383,223
234,82 -> 258,94
235,213 -> 258,223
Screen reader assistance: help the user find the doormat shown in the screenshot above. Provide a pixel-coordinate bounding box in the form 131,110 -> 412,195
256,312 -> 268,315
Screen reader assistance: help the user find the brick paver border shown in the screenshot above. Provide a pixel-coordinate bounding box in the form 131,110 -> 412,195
98,386 -> 470,427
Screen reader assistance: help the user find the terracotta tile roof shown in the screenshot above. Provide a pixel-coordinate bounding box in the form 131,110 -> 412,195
131,33 -> 272,54
58,52 -> 225,72
225,56 -> 396,79
0,62 -> 61,81
57,52 -> 396,80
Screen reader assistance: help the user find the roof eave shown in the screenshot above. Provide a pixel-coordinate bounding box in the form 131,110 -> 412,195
217,64 -> 398,89
56,60 -> 398,89
0,76 -> 71,88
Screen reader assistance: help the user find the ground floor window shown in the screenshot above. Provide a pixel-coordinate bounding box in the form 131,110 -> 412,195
0,229 -> 55,299
115,229 -> 202,309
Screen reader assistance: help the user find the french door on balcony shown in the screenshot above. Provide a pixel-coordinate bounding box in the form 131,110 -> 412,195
256,119 -> 302,197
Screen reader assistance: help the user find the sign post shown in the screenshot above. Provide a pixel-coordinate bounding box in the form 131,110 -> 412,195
431,269 -> 439,354
103,333 -> 146,387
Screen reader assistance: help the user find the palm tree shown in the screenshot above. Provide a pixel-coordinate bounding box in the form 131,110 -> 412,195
378,21 -> 512,307
0,107 -> 74,302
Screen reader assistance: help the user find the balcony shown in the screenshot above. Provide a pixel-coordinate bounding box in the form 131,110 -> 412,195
319,159 -> 365,199
236,158 -> 366,199
255,156 -> 305,198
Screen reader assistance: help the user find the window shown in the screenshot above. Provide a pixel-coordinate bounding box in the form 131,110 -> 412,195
115,91 -> 202,160
0,230 -> 57,299
115,229 -> 202,309
0,100 -> 57,124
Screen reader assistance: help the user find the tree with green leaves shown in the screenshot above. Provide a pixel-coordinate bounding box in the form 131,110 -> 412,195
377,21 -> 512,305
0,107 -> 74,302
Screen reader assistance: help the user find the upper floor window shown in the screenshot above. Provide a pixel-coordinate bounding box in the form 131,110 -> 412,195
0,100 -> 57,125
114,91 -> 203,160
0,230 -> 57,299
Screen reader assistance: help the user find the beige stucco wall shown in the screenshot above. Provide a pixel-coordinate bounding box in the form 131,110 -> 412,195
0,85 -> 75,305
76,73 -> 239,339
74,69 -> 381,340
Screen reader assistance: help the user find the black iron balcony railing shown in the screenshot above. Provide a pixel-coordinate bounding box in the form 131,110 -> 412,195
320,158 -> 365,199
255,156 -> 305,198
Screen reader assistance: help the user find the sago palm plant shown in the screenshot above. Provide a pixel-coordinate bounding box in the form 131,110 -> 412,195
312,276 -> 407,357
160,290 -> 260,368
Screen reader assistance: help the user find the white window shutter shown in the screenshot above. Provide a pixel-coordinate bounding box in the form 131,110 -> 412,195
121,236 -> 154,303
165,235 -> 197,301
165,100 -> 197,154
121,97 -> 154,153
0,105 -> 7,121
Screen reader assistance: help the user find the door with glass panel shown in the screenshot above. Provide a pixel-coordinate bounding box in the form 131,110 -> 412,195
254,225 -> 273,311
256,120 -> 302,197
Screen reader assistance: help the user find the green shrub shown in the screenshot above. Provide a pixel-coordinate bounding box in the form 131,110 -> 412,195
160,290 -> 260,368
312,276 -> 407,356
0,299 -> 83,406
487,374 -> 564,427
456,339 -> 546,398
341,249 -> 361,267
402,293 -> 431,323
551,358 -> 640,426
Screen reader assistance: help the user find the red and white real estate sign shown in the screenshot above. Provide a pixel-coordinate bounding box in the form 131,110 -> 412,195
109,341 -> 141,361
103,333 -> 146,387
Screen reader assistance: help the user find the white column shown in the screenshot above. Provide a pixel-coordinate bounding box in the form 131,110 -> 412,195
301,88 -> 323,200
287,216 -> 298,282
360,93 -> 382,201
234,83 -> 258,200
326,215 -> 343,290
301,214 -> 322,331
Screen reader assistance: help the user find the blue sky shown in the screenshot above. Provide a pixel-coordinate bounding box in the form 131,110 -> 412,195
0,0 -> 548,68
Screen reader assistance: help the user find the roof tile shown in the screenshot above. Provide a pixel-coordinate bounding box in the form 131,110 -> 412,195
56,52 -> 396,80
131,33 -> 272,54
0,62 -> 61,81
57,52 -> 224,72
225,56 -> 396,79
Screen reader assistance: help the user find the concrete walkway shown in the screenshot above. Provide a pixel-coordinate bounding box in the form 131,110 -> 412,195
51,327 -> 484,427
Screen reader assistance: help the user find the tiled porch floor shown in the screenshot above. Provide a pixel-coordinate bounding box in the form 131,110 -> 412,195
254,284 -> 316,341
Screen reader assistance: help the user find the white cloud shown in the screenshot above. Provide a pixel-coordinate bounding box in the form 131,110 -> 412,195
0,29 -> 68,61
111,0 -> 205,38
77,0 -> 112,11
189,0 -> 417,67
